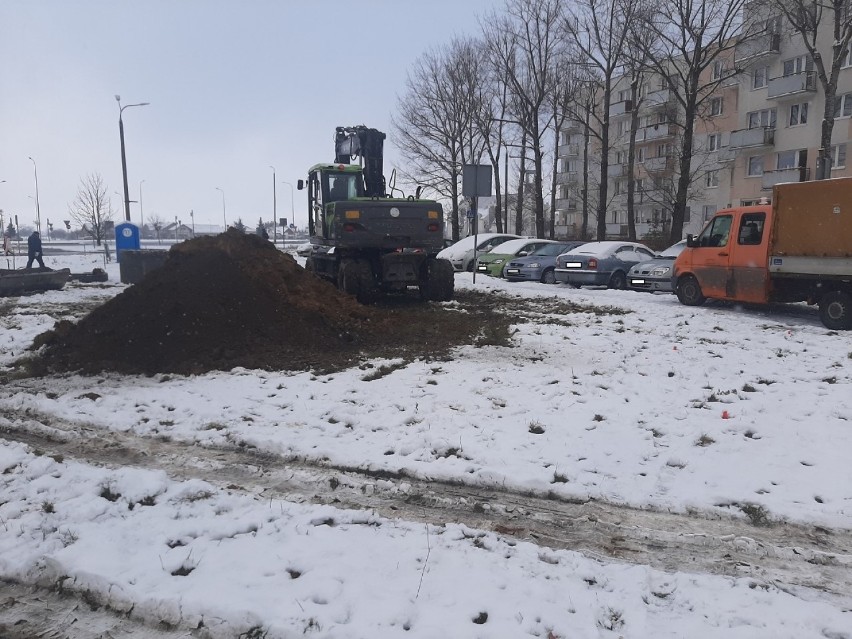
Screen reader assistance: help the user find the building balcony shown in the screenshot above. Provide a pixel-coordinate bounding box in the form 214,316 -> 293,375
556,171 -> 579,185
607,163 -> 625,177
643,122 -> 674,141
734,32 -> 780,63
714,147 -> 738,164
644,88 -> 671,107
556,198 -> 578,211
609,99 -> 633,118
761,166 -> 810,189
729,126 -> 775,149
767,71 -> 816,100
644,155 -> 673,173
559,142 -> 580,157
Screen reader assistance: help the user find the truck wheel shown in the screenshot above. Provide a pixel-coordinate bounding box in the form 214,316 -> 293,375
819,291 -> 852,330
337,260 -> 359,297
351,259 -> 379,304
541,269 -> 555,284
608,270 -> 627,289
676,275 -> 706,306
420,258 -> 455,302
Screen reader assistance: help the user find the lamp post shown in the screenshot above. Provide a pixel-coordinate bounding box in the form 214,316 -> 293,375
270,166 -> 277,245
174,216 -> 179,242
189,209 -> 195,237
139,179 -> 146,227
27,157 -> 41,235
281,181 -> 295,235
115,95 -> 149,222
215,187 -> 226,230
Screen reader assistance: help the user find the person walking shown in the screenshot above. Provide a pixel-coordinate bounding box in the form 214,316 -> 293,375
26,231 -> 45,269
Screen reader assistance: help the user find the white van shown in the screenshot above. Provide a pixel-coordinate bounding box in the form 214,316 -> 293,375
437,233 -> 520,271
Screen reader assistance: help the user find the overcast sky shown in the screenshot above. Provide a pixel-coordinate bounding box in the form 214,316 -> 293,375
0,0 -> 503,231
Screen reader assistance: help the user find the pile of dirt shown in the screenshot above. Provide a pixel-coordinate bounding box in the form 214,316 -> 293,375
31,231 -> 512,376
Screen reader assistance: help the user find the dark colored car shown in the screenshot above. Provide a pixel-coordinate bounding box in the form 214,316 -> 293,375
503,241 -> 587,284
627,240 -> 687,293
554,241 -> 657,289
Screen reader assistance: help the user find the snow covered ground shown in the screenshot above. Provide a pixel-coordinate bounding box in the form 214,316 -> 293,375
1,247 -> 851,638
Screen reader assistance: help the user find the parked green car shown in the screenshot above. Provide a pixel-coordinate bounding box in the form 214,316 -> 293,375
475,238 -> 560,277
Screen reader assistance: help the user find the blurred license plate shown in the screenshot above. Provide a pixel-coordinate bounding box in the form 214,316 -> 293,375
506,268 -> 520,275
564,262 -> 582,268
477,265 -> 487,271
630,278 -> 645,284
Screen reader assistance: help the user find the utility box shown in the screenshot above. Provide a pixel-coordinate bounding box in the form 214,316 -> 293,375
115,223 -> 141,262
118,249 -> 168,284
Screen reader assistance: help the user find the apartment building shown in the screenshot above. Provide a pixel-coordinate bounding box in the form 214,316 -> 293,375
556,4 -> 852,241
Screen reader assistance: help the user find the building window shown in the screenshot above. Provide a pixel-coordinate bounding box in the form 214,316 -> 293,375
611,209 -> 620,224
712,60 -> 724,81
843,43 -> 852,68
705,170 -> 719,188
783,55 -> 812,76
702,204 -> 717,221
766,15 -> 781,34
830,143 -> 847,169
747,108 -> 777,129
708,133 -> 721,151
710,97 -> 723,116
777,149 -> 806,169
834,93 -> 852,118
789,102 -> 809,126
748,156 -> 764,176
637,147 -> 645,162
752,66 -> 769,89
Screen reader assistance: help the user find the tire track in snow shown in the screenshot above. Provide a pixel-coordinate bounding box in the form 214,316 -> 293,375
2,406 -> 851,608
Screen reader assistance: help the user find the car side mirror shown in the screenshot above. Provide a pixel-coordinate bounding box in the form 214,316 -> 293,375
297,179 -> 304,190
686,234 -> 697,248
517,251 -> 528,257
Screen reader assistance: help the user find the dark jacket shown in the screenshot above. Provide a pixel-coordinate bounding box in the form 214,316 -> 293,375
27,232 -> 42,258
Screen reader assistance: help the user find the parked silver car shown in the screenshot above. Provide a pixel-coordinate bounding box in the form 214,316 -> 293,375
628,240 -> 687,293
436,233 -> 520,271
554,241 -> 656,289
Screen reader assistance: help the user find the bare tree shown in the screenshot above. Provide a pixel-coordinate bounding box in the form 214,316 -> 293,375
68,173 -> 113,246
484,0 -> 567,239
148,214 -> 165,244
393,37 -> 486,241
565,0 -> 638,240
765,0 -> 852,179
634,0 -> 746,243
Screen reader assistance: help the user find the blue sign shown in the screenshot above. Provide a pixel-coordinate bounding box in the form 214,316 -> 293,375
115,222 -> 141,262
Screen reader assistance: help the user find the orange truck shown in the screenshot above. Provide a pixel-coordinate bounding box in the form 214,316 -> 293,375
673,177 -> 852,330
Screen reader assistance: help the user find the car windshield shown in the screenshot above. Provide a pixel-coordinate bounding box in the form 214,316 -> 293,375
531,243 -> 570,257
658,241 -> 687,259
486,238 -> 533,254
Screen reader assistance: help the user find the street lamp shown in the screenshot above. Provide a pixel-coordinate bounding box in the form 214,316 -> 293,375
27,157 -> 41,235
281,181 -> 295,234
139,179 -> 146,227
115,95 -> 150,222
270,166 -> 277,244
215,187 -> 226,230
189,209 -> 195,237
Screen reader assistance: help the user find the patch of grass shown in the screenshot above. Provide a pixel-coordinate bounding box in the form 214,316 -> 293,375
171,564 -> 195,577
740,503 -> 772,527
329,477 -> 340,490
99,483 -> 120,502
41,500 -> 55,513
528,421 -> 545,435
474,323 -> 512,348
551,470 -> 569,484
741,383 -> 757,392
696,434 -> 715,447
238,627 -> 268,639
593,414 -> 605,422
472,612 -> 488,624
287,569 -> 302,579
822,376 -> 837,384
362,361 -> 407,381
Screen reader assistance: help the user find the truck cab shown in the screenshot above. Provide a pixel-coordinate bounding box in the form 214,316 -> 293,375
674,205 -> 772,305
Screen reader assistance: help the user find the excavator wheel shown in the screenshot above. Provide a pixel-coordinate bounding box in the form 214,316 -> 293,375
351,259 -> 379,304
420,258 -> 455,302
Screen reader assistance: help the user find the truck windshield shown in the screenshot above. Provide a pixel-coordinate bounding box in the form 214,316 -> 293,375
327,173 -> 360,202
697,214 -> 732,248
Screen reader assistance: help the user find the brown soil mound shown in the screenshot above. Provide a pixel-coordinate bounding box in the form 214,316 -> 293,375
32,231 -> 513,376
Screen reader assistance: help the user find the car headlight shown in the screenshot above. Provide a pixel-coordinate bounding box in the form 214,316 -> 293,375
651,266 -> 671,276
526,262 -> 540,268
